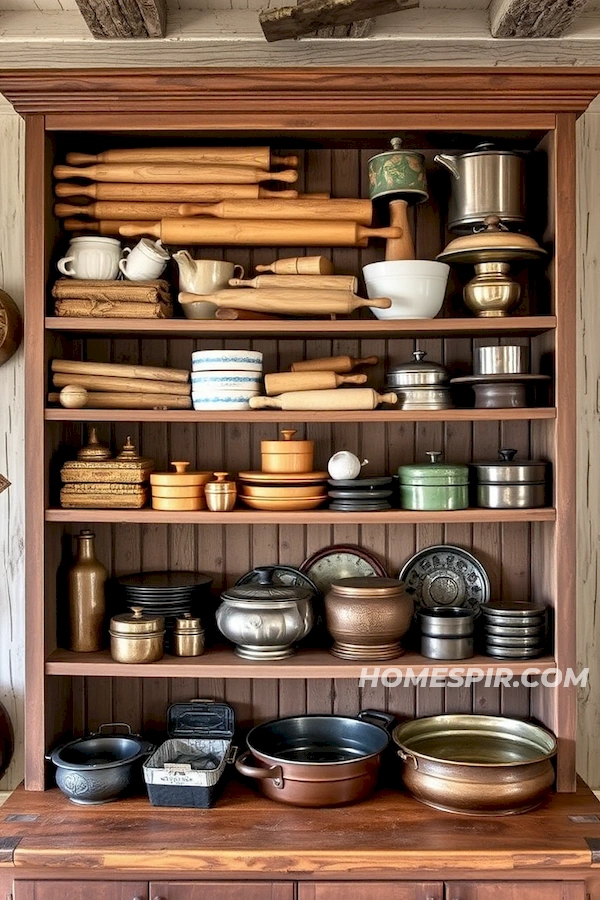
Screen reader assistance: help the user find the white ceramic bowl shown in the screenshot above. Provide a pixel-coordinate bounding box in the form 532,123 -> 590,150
192,388 -> 259,410
362,260 -> 450,320
191,372 -> 263,392
191,349 -> 263,372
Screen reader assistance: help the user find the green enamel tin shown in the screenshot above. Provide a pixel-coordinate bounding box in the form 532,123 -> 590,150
368,137 -> 428,204
398,452 -> 469,511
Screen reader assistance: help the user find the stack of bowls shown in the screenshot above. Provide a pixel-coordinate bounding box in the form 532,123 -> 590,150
327,476 -> 394,512
419,608 -> 475,660
480,601 -> 547,658
385,351 -> 453,410
117,571 -> 213,652
191,349 -> 263,410
239,430 -> 328,511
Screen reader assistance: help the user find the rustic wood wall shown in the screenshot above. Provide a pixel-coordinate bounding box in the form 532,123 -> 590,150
0,90 -> 598,790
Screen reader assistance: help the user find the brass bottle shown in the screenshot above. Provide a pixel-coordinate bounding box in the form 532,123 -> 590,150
68,529 -> 107,652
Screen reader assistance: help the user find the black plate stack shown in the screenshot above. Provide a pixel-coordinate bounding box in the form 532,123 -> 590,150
117,571 -> 213,650
327,476 -> 394,512
480,601 -> 547,658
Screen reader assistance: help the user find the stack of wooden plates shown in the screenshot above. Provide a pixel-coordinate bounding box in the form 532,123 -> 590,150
238,470 -> 329,511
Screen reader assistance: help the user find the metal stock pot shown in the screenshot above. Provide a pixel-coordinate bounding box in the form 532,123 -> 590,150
236,710 -> 393,807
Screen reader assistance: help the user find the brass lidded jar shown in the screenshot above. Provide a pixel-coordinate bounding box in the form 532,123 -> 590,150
109,606 -> 165,664
68,529 -> 108,652
325,576 -> 414,661
173,614 -> 205,657
205,472 -> 237,512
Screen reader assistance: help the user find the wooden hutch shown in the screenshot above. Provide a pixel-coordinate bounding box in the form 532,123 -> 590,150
0,67 -> 600,900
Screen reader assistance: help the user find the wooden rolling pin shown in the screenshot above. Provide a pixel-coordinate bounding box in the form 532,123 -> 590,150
179,289 -> 390,316
265,371 -> 367,395
51,359 -> 190,383
56,201 -> 190,221
66,148 -> 299,168
55,182 -> 300,201
64,219 -> 155,236
178,199 -> 372,225
121,220 -> 401,247
290,355 -> 379,374
386,199 -> 415,261
255,256 -> 334,275
229,274 -> 357,292
53,372 -> 191,397
49,390 -> 192,410
53,164 -> 298,185
250,389 -> 398,411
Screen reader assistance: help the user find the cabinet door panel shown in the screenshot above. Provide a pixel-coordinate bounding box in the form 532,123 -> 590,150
150,884 -> 293,900
15,882 -> 147,900
445,883 -> 586,900
298,884 -> 443,900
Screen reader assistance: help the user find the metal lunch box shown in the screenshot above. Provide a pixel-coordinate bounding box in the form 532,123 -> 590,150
471,449 -> 548,509
397,452 -> 469,511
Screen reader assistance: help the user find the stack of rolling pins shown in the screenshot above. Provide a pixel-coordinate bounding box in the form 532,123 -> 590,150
48,359 -> 192,410
181,255 -> 391,319
52,278 -> 173,319
252,353 -> 397,411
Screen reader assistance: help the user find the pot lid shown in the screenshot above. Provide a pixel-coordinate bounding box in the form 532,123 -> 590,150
398,452 -> 469,485
330,576 -> 404,597
454,142 -> 522,159
471,449 -> 547,483
221,583 -> 312,603
368,136 -> 425,163
437,217 -> 547,265
110,606 -> 165,634
205,471 -> 236,492
150,461 -> 212,486
261,429 -> 313,453
387,350 -> 449,386
174,613 -> 203,632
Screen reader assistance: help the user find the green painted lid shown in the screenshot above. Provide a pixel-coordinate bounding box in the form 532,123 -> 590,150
398,452 -> 470,486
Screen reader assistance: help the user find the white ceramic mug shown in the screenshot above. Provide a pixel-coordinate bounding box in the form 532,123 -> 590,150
119,239 -> 170,282
57,236 -> 123,280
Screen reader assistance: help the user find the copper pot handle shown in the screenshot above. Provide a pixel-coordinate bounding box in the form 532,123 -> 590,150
357,709 -> 395,731
235,750 -> 285,789
397,748 -> 419,769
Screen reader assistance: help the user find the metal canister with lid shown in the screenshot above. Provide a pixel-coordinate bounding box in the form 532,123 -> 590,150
109,606 -> 165,664
385,351 -> 452,410
397,452 -> 469,511
471,449 -> 548,509
368,138 -> 428,204
173,613 -> 205,657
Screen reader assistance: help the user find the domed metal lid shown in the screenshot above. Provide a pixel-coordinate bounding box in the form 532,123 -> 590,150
386,351 -> 449,386
437,216 -> 546,264
110,606 -> 165,635
471,449 -> 547,483
221,584 -> 312,603
398,452 -> 469,485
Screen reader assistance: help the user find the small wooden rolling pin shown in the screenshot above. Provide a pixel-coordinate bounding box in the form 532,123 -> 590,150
53,164 -> 299,185
64,219 -> 155,236
121,219 -> 400,247
229,274 -> 357,292
264,371 -> 367,395
250,389 -> 398,411
290,355 -> 379,374
49,390 -> 191,410
52,373 -> 191,397
66,148 -> 299,169
51,359 -> 190,383
56,201 -> 191,221
55,182 -> 301,201
179,289 -> 390,317
178,199 -> 372,225
256,256 -> 334,275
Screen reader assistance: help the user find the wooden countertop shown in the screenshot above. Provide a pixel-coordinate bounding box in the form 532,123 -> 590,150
1,780 -> 600,876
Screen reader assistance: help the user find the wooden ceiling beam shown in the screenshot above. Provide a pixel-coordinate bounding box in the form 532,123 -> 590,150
490,0 -> 591,38
259,0 -> 418,42
74,0 -> 166,38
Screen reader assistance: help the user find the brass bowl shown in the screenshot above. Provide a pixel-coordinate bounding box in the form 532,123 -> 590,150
240,484 -> 326,499
239,495 -> 327,511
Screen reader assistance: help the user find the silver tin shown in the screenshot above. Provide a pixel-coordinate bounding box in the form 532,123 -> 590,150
419,607 -> 475,637
421,634 -> 474,660
474,345 -> 528,376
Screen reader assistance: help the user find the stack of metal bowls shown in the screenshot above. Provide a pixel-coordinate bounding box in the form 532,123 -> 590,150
327,476 -> 394,511
480,601 -> 547,658
385,350 -> 452,410
419,608 -> 475,660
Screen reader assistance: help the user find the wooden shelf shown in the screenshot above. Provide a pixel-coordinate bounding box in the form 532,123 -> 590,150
45,647 -> 557,679
45,407 -> 557,423
46,507 -> 557,525
44,315 -> 557,339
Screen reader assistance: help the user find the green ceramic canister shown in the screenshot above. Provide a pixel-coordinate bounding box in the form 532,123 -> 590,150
368,137 -> 428,203
398,452 -> 469,511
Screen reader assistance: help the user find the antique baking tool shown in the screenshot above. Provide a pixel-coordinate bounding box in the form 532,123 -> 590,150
52,372 -> 190,396
250,389 -> 397,411
55,182 -> 300,201
53,164 -> 299,185
51,359 -> 189,383
368,138 -> 428,261
229,274 -> 357,291
51,390 -> 192,410
56,201 -> 189,221
121,219 -> 401,247
264,371 -> 367,395
178,198 -> 372,224
66,148 -> 299,168
255,256 -> 334,275
180,289 -> 390,317
290,355 -> 379,374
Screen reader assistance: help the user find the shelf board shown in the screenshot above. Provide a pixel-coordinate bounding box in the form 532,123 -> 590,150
45,647 -> 557,679
45,407 -> 557,424
46,507 -> 557,525
45,316 -> 557,339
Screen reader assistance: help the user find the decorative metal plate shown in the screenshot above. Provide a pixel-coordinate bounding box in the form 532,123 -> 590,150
300,544 -> 388,597
398,545 -> 490,615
